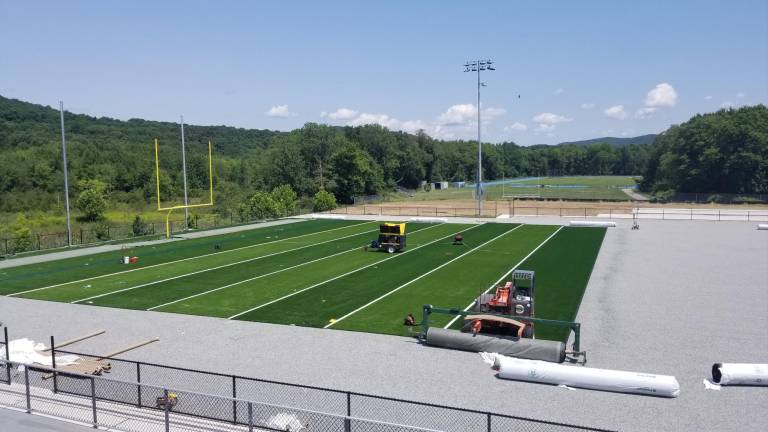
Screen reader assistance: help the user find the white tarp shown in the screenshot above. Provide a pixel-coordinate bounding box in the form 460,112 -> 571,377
0,338 -> 79,366
481,353 -> 680,397
265,413 -> 306,431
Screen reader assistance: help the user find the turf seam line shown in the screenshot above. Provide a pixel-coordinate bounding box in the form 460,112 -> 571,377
147,223 -> 441,311
324,224 -> 524,329
67,226 -> 378,304
443,225 -> 565,329
226,223 -> 471,320
7,220 -> 372,298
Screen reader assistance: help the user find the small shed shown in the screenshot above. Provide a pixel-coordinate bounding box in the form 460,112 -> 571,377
433,181 -> 449,190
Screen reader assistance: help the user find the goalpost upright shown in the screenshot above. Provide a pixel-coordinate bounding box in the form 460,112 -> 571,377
154,138 -> 214,238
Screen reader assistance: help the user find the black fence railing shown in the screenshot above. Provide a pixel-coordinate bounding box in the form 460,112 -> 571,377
0,327 -> 615,432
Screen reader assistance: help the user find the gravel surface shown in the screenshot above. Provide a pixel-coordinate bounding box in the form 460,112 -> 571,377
0,218 -> 765,431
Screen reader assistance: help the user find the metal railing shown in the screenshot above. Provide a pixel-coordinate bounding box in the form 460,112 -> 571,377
0,330 -> 616,432
328,204 -> 768,222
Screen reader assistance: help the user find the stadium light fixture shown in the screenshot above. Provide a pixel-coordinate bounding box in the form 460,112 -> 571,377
463,59 -> 496,216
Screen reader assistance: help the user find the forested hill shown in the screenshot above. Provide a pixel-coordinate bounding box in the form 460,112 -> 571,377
1,95 -> 655,213
640,104 -> 768,194
558,134 -> 657,147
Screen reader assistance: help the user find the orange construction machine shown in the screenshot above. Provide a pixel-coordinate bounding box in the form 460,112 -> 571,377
462,270 -> 536,338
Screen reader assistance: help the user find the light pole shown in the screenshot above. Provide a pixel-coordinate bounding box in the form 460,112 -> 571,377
59,101 -> 72,247
464,59 -> 495,216
180,116 -> 189,230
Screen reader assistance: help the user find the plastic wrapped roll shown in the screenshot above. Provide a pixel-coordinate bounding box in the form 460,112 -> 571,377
425,328 -> 565,363
711,363 -> 768,385
491,355 -> 679,397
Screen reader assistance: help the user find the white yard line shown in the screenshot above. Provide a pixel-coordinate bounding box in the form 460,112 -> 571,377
8,220 -> 372,298
443,225 -> 565,329
69,226 -> 378,304
227,223 -> 469,320
324,224 -> 524,329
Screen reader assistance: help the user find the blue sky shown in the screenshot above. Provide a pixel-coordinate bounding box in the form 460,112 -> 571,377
1,0 -> 766,145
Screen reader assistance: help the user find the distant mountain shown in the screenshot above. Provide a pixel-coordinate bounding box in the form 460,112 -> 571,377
558,134 -> 657,147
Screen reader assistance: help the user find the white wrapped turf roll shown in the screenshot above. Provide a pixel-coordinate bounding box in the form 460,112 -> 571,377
569,221 -> 616,227
492,355 -> 680,397
711,363 -> 768,385
757,224 -> 768,230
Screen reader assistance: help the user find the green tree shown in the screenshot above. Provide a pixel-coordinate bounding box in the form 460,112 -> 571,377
313,189 -> 337,212
76,179 -> 108,221
270,184 -> 298,216
331,145 -> 383,203
131,215 -> 150,236
248,191 -> 280,220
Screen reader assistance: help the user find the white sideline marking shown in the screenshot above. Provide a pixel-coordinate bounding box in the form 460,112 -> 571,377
69,225 -> 377,304
148,221 -> 441,310
443,225 -> 565,329
227,223 -> 469,320
324,225 -> 524,328
9,220 -> 372,298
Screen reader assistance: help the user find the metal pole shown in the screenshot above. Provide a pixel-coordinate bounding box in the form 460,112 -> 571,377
24,365 -> 31,413
180,116 -> 189,230
4,327 -> 10,384
50,335 -> 57,393
136,362 -> 142,407
164,388 -> 170,432
90,377 -> 97,428
476,61 -> 482,217
59,102 -> 72,247
248,402 -> 253,432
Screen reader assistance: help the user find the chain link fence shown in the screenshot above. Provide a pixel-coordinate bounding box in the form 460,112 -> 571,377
0,329 -> 615,431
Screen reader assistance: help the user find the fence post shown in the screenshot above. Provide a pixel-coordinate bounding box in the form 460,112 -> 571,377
37,234 -> 41,250
232,375 -> 237,424
80,228 -> 84,245
718,210 -> 721,221
487,412 -> 492,432
609,208 -> 612,219
164,388 -> 170,432
3,238 -> 7,255
50,336 -> 57,393
248,401 -> 253,432
344,392 -> 352,432
24,364 -> 31,413
136,363 -> 142,407
662,208 -> 665,220
90,377 -> 97,428
4,327 -> 9,384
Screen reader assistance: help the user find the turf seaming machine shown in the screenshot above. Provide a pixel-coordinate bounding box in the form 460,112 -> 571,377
420,270 -> 587,364
369,223 -> 407,253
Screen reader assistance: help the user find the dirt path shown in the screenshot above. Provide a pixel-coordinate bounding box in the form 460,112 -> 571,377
621,188 -> 649,201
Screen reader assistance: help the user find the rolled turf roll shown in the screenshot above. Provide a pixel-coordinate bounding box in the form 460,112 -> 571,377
491,355 -> 680,397
711,363 -> 768,385
757,224 -> 768,230
425,328 -> 565,363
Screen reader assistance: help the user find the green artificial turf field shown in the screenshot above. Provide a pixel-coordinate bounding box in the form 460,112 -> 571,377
0,219 -> 606,342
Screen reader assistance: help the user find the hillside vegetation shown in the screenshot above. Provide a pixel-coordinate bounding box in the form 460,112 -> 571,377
640,105 -> 768,196
0,95 -> 653,219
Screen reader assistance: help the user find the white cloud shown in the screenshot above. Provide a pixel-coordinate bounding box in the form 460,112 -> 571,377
736,92 -> 745,98
347,113 -> 401,129
581,103 -> 595,110
504,122 -> 528,131
604,105 -> 627,120
483,107 -> 506,119
635,107 -> 657,119
436,103 -> 504,126
321,108 -> 358,120
644,83 -> 677,107
552,88 -> 564,95
265,105 -> 295,118
532,112 -> 572,125
535,124 -> 555,132
437,104 -> 476,125
400,120 -> 427,133
704,95 -> 713,100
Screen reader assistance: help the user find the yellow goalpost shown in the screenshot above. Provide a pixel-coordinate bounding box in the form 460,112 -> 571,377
154,138 -> 214,238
